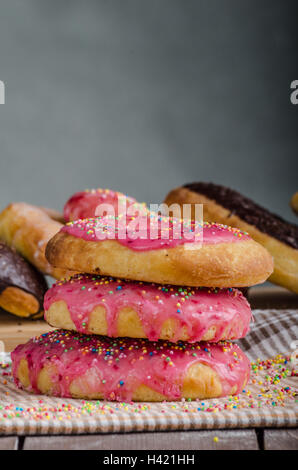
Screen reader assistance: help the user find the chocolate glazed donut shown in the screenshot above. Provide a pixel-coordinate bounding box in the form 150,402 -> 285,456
0,242 -> 47,318
164,182 -> 298,293
183,183 -> 298,249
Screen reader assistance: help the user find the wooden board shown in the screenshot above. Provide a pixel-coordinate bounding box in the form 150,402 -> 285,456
248,285 -> 298,310
0,312 -> 54,352
0,436 -> 19,450
2,429 -> 298,449
22,429 -> 259,450
263,429 -> 298,450
0,285 -> 297,352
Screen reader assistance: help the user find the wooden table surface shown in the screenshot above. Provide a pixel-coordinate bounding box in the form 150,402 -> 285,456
1,285 -> 297,450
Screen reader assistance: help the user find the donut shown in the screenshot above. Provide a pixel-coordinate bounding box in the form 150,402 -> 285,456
64,188 -> 147,222
0,203 -> 69,279
40,206 -> 65,224
11,330 -> 250,401
45,214 -> 273,287
290,192 -> 298,216
164,183 -> 298,293
0,242 -> 47,319
44,274 -> 252,342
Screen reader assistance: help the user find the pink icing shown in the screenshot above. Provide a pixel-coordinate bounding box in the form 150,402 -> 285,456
61,215 -> 251,251
63,189 -> 144,222
11,330 -> 250,401
44,275 -> 252,342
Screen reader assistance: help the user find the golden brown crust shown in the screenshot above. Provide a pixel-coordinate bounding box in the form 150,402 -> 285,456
39,207 -> 65,224
165,187 -> 298,293
45,230 -> 273,287
17,357 -> 229,401
0,286 -> 41,318
0,203 -> 68,279
290,192 -> 298,216
45,299 -> 242,342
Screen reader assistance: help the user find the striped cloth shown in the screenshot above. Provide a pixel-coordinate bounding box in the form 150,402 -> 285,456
238,309 -> 298,361
0,309 -> 297,435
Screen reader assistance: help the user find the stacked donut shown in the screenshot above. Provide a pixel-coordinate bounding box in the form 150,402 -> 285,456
11,189 -> 274,402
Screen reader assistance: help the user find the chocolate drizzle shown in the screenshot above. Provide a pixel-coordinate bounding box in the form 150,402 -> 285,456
184,182 -> 298,249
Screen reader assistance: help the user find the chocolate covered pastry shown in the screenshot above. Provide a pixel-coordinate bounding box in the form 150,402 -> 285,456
164,182 -> 298,293
0,242 -> 47,318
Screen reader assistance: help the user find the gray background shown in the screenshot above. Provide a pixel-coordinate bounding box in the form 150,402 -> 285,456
0,0 -> 297,222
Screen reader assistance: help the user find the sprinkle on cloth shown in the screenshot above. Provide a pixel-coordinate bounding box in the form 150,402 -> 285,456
1,353 -> 296,426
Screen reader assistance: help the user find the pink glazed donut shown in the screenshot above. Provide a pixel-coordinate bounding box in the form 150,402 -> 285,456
63,188 -> 146,222
46,214 -> 273,287
12,330 -> 250,401
44,274 -> 252,343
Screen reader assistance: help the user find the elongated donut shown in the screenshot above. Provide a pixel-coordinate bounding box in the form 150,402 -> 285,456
0,242 -> 47,319
40,207 -> 65,224
46,214 -> 273,287
44,274 -> 252,342
290,192 -> 298,216
64,188 -> 146,222
164,183 -> 297,293
0,203 -> 68,279
11,330 -> 250,401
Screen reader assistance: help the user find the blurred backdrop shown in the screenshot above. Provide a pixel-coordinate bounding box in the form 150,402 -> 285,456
0,0 -> 297,221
